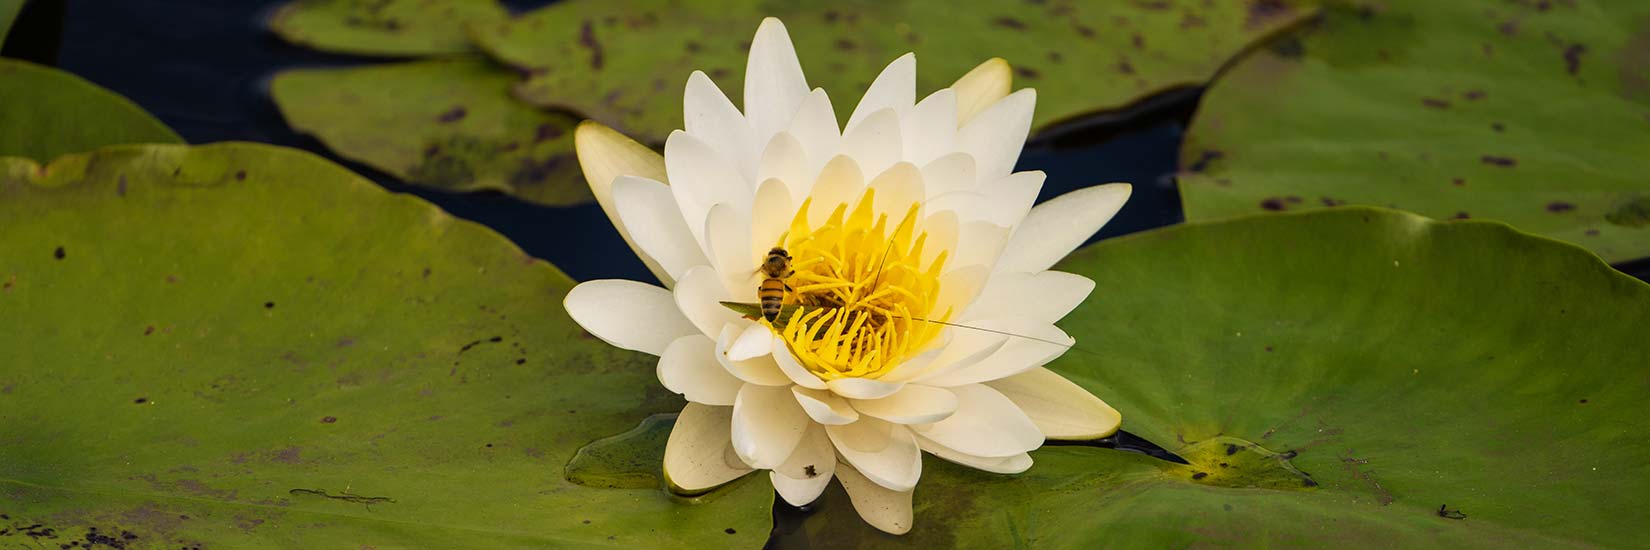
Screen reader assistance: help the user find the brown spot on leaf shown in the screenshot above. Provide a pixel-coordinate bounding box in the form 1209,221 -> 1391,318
1562,43 -> 1587,75
436,107 -> 467,123
1187,150 -> 1225,172
1546,201 -> 1576,212
321,416 -> 337,423
1481,155 -> 1517,167
1452,178 -> 1466,186
1463,90 -> 1486,101
579,20 -> 604,70
1015,66 -> 1041,79
1260,198 -> 1288,211
993,17 -> 1027,30
1421,97 -> 1451,109
53,246 -> 65,260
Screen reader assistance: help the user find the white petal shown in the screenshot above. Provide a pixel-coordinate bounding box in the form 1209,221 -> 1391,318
873,335 -> 953,382
903,88 -> 958,166
773,338 -> 828,390
806,155 -> 865,222
917,435 -> 1032,474
793,386 -> 860,425
920,152 -> 977,198
839,108 -> 902,180
684,71 -> 757,182
704,203 -> 756,294
846,53 -> 915,134
911,384 -> 1042,458
950,58 -> 1012,127
732,383 -> 811,469
931,265 -> 989,319
565,280 -> 697,356
952,221 -> 1011,272
664,403 -> 753,492
916,209 -> 959,269
917,320 -> 1073,387
573,122 -> 673,285
827,377 -> 905,400
770,423 -> 836,506
750,177 -> 794,260
786,88 -> 841,182
826,418 -> 922,491
894,329 -> 1007,383
864,161 -> 925,223
727,322 -> 772,361
961,271 -> 1094,324
665,130 -> 749,251
716,322 -> 791,386
957,88 -> 1034,184
996,183 -> 1132,274
852,385 -> 958,425
757,132 -> 810,204
835,462 -> 914,535
745,18 -> 811,147
986,366 -> 1121,440
658,335 -> 741,406
976,170 -> 1045,227
612,176 -> 710,282
673,265 -> 741,338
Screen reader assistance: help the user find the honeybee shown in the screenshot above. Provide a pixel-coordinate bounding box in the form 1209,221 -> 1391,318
757,247 -> 795,323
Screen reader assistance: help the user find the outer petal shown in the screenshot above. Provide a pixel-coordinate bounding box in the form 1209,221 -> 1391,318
664,130 -> 749,251
664,403 -> 754,492
950,58 -> 1012,127
826,418 -> 923,492
852,384 -> 958,425
836,462 -> 914,535
985,367 -> 1121,440
770,423 -> 837,506
911,384 -> 1042,458
976,170 -> 1044,227
732,383 -> 811,469
903,88 -> 958,167
920,152 -> 976,198
846,52 -> 915,134
956,88 -> 1035,184
565,280 -> 697,356
786,88 -> 841,185
612,176 -> 710,282
916,320 -> 1073,387
751,177 -> 796,257
704,203 -> 756,294
961,270 -> 1095,324
658,334 -> 741,406
917,435 -> 1032,474
745,18 -> 812,146
726,322 -> 773,361
684,70 -> 757,182
996,183 -> 1132,274
673,265 -> 741,338
573,121 -> 672,285
827,377 -> 905,400
793,386 -> 859,425
840,108 -> 903,181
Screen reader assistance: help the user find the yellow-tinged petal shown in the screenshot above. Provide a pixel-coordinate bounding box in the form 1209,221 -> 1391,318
836,462 -> 914,535
985,366 -> 1121,440
664,403 -> 756,493
951,58 -> 1011,127
573,120 -> 674,285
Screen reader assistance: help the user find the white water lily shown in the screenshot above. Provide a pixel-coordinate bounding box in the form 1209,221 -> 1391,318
564,18 -> 1129,535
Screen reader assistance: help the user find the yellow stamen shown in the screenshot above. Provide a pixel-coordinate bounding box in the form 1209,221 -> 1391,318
777,188 -> 949,380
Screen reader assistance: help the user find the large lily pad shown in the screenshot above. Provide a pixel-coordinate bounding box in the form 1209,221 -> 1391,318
0,58 -> 182,162
1,0 -> 22,45
0,143 -> 768,548
783,208 -> 1650,547
1179,0 -> 1650,263
470,0 -> 1313,139
271,58 -> 590,206
268,0 -> 508,57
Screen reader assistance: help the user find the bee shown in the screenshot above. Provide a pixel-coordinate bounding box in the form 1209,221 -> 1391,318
757,247 -> 795,323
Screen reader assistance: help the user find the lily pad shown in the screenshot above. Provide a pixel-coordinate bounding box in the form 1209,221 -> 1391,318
1179,0 -> 1650,263
469,0 -> 1313,140
271,58 -> 590,206
268,0 -> 508,57
0,58 -> 182,162
0,143 -> 769,548
783,208 -> 1650,547
1,0 -> 22,44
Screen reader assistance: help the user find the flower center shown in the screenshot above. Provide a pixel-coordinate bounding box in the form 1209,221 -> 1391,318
776,188 -> 950,380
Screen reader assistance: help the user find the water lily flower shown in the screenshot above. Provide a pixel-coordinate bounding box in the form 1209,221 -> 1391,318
565,17 -> 1129,535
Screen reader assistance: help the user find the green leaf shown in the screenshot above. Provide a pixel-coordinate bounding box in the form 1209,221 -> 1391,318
0,143 -> 769,548
1179,0 -> 1650,263
470,0 -> 1313,139
784,208 -> 1650,547
268,0 -> 508,57
271,58 -> 590,206
0,58 -> 182,162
